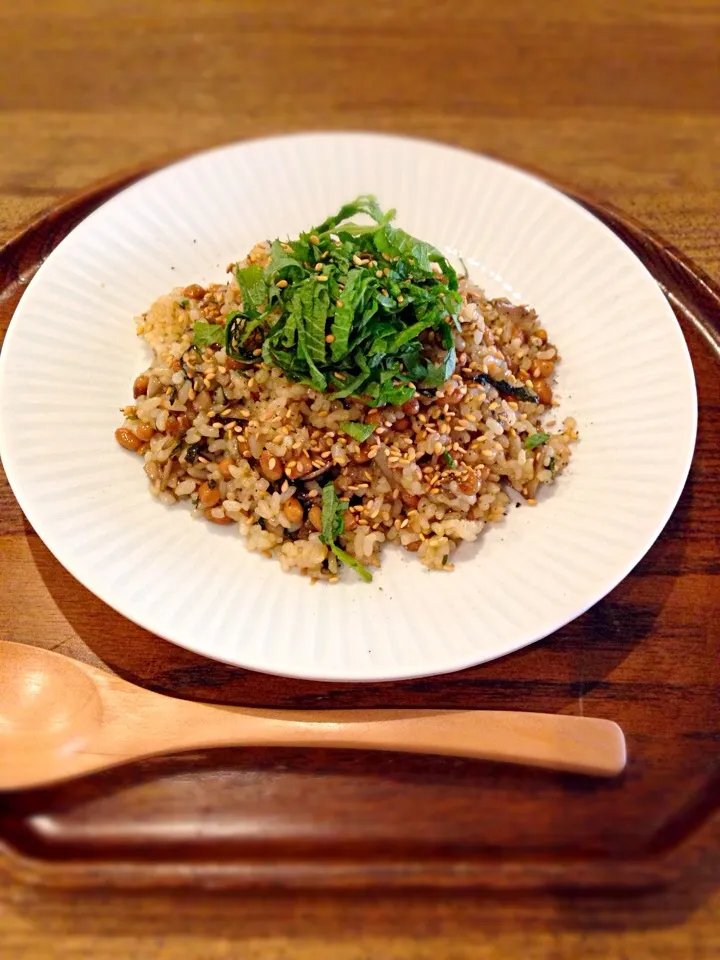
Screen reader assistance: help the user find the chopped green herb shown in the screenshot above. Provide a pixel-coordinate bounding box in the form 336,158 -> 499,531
330,544 -> 373,583
319,482 -> 347,545
548,456 -> 556,472
192,321 -> 225,348
442,554 -> 449,565
339,421 -> 376,443
178,298 -> 190,308
224,196 -> 461,406
233,264 -> 267,318
525,432 -> 551,450
319,482 -> 372,582
443,451 -> 457,469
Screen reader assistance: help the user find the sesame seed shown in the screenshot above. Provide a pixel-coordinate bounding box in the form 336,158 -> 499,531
527,498 -> 537,506
433,441 -> 444,455
376,269 -> 384,278
276,279 -> 288,288
253,348 -> 262,356
316,275 -> 329,282
268,458 -> 277,470
310,234 -> 320,244
336,299 -> 344,308
325,334 -> 335,343
315,262 -> 323,272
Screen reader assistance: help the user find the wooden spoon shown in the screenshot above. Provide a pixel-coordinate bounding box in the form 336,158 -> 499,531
0,641 -> 626,789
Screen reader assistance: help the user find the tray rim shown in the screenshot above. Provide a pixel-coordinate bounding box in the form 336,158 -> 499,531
1,147 -> 718,891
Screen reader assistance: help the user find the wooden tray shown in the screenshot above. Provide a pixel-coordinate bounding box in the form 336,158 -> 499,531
0,166 -> 718,892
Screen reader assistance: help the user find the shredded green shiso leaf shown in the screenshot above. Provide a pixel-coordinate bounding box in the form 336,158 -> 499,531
200,195 -> 462,407
524,432 -> 551,450
318,482 -> 373,582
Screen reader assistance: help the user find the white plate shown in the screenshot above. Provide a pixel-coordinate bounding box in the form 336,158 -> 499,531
0,133 -> 696,681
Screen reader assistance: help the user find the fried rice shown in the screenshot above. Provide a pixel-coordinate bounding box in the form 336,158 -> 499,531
115,242 -> 577,581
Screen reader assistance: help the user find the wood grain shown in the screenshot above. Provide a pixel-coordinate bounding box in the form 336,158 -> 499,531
1,1 -> 719,957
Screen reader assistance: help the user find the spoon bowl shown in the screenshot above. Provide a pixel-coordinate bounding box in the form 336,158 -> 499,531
0,641 -> 627,790
0,644 -> 102,758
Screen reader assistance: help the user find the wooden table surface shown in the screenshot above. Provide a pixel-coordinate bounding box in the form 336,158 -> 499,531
0,1 -> 718,957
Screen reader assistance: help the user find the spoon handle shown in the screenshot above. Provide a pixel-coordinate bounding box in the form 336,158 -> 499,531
96,684 -> 627,777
